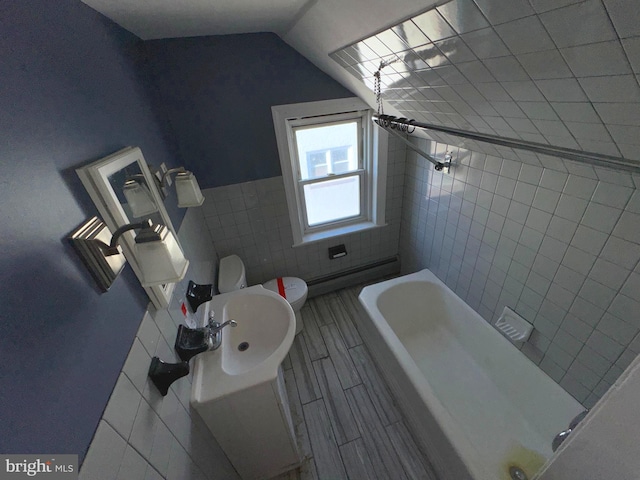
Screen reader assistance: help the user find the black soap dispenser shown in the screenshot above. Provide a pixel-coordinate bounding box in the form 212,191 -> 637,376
174,324 -> 212,362
148,357 -> 189,396
185,280 -> 213,313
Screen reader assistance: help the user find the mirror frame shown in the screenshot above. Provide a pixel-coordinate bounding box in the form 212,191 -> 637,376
77,147 -> 186,308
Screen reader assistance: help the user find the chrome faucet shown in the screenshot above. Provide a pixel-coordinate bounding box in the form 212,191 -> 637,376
206,313 -> 238,350
552,410 -> 588,452
208,318 -> 238,333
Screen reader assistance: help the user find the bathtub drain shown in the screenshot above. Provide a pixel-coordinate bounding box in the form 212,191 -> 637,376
238,342 -> 249,352
509,466 -> 528,480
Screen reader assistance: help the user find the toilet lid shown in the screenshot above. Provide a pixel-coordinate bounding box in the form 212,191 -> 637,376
263,277 -> 307,304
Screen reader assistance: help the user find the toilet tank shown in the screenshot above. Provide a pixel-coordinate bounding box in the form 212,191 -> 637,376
218,255 -> 246,293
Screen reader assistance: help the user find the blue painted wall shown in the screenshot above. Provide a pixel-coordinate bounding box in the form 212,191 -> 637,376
0,0 -> 179,460
142,33 -> 354,188
0,0 -> 356,464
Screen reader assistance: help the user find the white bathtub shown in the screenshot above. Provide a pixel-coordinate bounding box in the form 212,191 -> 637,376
358,269 -> 584,480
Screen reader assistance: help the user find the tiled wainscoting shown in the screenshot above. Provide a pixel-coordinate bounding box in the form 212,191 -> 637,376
78,135 -> 410,478
80,275 -> 435,479
274,287 -> 436,480
400,138 -> 640,407
199,134 -> 407,287
79,208 -> 236,480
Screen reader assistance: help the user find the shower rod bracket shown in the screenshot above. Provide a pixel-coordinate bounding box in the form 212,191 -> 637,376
373,114 -> 453,173
434,153 -> 452,173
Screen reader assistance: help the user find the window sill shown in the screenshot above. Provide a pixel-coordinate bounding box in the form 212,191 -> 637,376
292,221 -> 386,247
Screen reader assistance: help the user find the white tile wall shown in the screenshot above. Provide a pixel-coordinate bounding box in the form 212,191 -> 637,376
331,0 -> 640,164
400,138 -> 640,408
80,208 -> 238,480
200,137 -> 407,288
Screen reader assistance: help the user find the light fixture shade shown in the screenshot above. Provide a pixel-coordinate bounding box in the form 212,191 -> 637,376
123,180 -> 158,218
134,225 -> 189,286
175,171 -> 205,207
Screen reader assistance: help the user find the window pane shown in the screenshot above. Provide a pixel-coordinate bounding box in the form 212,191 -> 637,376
303,176 -> 360,226
331,147 -> 350,174
308,151 -> 328,178
295,121 -> 359,180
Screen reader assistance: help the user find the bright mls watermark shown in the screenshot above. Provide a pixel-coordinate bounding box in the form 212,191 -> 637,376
0,455 -> 77,479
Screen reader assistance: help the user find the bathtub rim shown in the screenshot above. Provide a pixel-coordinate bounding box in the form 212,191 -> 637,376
358,268 -> 584,480
359,270 -> 490,479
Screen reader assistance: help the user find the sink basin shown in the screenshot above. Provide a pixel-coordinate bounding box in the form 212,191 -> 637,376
191,285 -> 296,402
221,292 -> 292,375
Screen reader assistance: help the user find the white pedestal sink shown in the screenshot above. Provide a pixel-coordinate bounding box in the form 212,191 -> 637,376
191,286 -> 300,480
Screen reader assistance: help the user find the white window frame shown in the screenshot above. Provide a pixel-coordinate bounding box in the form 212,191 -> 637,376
272,97 -> 387,246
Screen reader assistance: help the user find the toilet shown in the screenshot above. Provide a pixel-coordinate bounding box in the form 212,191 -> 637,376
218,254 -> 307,335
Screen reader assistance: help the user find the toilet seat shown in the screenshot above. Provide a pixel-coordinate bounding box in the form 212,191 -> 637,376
263,277 -> 307,308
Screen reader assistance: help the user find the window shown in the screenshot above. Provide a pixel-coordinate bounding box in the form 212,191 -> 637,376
272,98 -> 387,246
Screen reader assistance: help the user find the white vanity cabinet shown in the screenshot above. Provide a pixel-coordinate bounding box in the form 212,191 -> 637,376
193,366 -> 300,480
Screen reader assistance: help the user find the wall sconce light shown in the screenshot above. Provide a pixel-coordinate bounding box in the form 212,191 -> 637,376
123,179 -> 158,218
130,219 -> 189,286
69,216 -> 189,290
161,168 -> 205,207
69,217 -> 126,292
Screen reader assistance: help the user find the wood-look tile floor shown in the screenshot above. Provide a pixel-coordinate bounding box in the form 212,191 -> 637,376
271,286 -> 439,480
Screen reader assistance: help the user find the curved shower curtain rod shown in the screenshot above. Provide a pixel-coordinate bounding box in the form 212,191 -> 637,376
373,113 -> 640,174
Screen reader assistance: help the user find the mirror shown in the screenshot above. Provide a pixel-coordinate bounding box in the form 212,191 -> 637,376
108,163 -> 161,222
77,147 -> 187,308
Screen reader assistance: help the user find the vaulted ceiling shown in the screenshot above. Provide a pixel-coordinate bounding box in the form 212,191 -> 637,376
81,0 -> 312,38
82,0 -> 640,170
331,0 -> 640,167
81,0 -> 427,130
